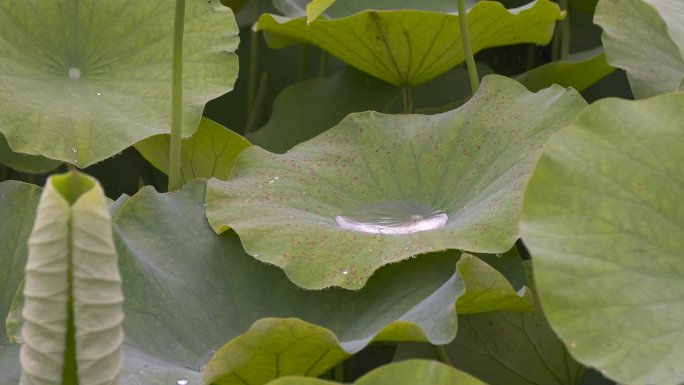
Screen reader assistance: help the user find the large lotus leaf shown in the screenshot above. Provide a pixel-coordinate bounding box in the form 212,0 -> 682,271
395,263 -> 583,385
206,75 -> 587,289
265,359 -> 486,385
272,0 -> 474,18
594,0 -> 684,98
20,172 -> 123,384
520,94 -> 684,384
134,117 -> 250,184
516,47 -> 615,92
0,181 -> 41,344
0,135 -> 61,174
248,64 -> 493,153
255,0 -> 563,86
0,0 -> 239,167
112,180 -> 467,370
199,250 -> 531,385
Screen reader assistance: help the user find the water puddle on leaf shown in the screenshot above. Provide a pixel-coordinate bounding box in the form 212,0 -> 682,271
335,201 -> 447,235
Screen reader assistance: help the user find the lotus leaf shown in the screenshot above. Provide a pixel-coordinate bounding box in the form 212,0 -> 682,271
207,75 -> 586,289
594,0 -> 684,98
135,117 -> 250,184
20,171 -> 123,384
516,47 -> 615,92
521,94 -> 684,384
256,0 -> 563,86
264,359 -> 486,385
0,0 -> 239,167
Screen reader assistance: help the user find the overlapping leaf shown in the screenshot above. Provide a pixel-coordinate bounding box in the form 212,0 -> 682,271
201,249 -> 531,385
265,359 -> 486,385
207,75 -> 586,289
595,0 -> 684,98
521,94 -> 684,384
256,0 -> 563,85
0,181 -> 41,344
248,64 -> 493,153
0,0 -> 239,167
135,117 -> 250,184
0,135 -> 61,174
516,47 -> 615,92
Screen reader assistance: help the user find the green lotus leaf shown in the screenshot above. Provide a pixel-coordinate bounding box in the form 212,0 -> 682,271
0,181 -> 41,344
200,249 -> 532,385
264,359 -> 486,385
395,264 -> 583,385
0,135 -> 61,174
456,252 -> 533,314
273,0 -> 471,18
21,171 -> 123,384
516,47 -> 615,92
248,64 -> 493,153
207,75 -> 587,289
112,180 -> 469,374
520,94 -> 684,384
135,117 -> 250,184
256,0 -> 563,86
594,0 -> 684,98
0,0 -> 239,167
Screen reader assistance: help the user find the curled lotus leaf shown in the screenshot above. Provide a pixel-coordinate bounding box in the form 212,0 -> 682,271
255,0 -> 563,86
0,0 -> 239,167
206,75 -> 587,289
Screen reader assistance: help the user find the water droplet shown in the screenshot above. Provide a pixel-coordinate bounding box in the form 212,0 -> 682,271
68,67 -> 81,80
253,253 -> 259,257
177,379 -> 188,385
96,92 -> 102,96
495,253 -> 502,257
569,341 -> 576,349
273,176 -> 279,180
71,147 -> 77,153
335,201 -> 448,235
342,270 -> 349,275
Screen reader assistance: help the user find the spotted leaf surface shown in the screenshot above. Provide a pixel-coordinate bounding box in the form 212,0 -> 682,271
206,75 -> 586,289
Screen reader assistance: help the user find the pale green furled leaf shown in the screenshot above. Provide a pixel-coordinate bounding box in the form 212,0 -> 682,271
0,181 -> 41,344
0,0 -> 239,167
21,172 -> 123,384
207,75 -> 587,289
595,0 -> 684,98
520,94 -> 684,384
135,117 -> 250,184
0,135 -> 61,174
395,263 -> 584,385
264,360 -> 486,385
307,0 -> 336,23
247,64 -> 494,154
516,47 -> 615,92
256,0 -> 563,86
200,249 -> 532,385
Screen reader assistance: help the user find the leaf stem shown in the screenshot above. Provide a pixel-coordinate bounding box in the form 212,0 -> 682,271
297,45 -> 310,81
402,85 -> 413,114
318,49 -> 329,78
434,345 -> 454,366
333,362 -> 344,382
247,0 -> 261,119
168,0 -> 186,191
457,0 -> 479,94
559,0 -> 570,58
